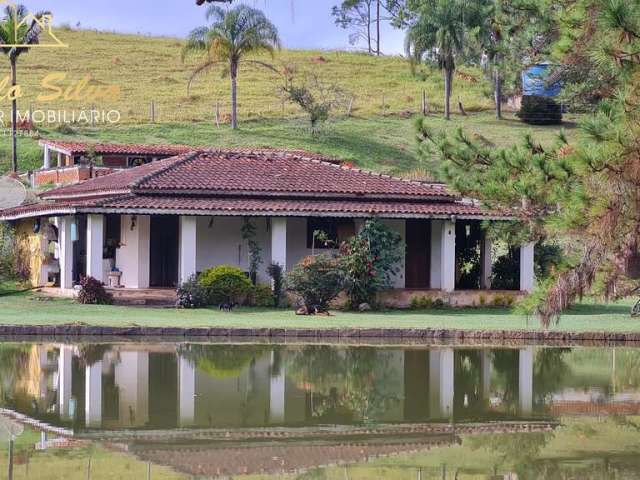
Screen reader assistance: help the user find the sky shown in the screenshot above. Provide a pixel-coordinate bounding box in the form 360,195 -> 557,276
26,0 -> 407,54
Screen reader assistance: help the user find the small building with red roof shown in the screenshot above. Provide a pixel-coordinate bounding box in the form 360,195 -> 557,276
1,142 -> 534,305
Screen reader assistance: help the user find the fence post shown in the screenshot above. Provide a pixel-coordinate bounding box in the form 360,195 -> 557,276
381,93 -> 385,116
91,104 -> 96,128
215,101 -> 220,128
150,100 -> 156,123
421,90 -> 428,115
86,457 -> 91,480
347,96 -> 354,117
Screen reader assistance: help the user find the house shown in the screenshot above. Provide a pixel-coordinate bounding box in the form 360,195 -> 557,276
28,140 -> 194,187
1,143 -> 535,306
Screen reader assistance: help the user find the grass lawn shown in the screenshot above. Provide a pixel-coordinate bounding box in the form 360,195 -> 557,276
0,288 -> 637,332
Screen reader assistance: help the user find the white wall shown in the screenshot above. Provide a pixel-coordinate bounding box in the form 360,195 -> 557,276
194,216 -> 407,286
116,215 -> 150,288
196,217 -> 273,283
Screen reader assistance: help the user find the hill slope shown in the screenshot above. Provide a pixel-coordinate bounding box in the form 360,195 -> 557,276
0,29 -> 493,124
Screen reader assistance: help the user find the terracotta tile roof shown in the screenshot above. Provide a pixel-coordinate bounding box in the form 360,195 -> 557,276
39,139 -> 195,157
98,195 -> 507,219
0,195 -> 508,221
40,150 -> 455,201
39,153 -> 196,199
133,437 -> 455,478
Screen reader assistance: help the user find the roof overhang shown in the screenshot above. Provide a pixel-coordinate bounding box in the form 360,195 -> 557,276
1,204 -> 514,222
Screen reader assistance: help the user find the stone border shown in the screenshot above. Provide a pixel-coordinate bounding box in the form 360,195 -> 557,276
0,324 -> 640,345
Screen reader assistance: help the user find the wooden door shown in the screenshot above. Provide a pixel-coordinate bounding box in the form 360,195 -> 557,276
405,220 -> 430,288
150,216 -> 179,287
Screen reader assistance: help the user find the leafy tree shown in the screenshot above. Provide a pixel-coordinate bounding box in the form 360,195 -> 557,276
0,4 -> 49,173
281,69 -> 349,136
339,218 -> 403,308
333,0 -> 380,54
474,0 -> 553,119
404,0 -> 468,119
183,5 -> 280,130
416,0 -> 640,326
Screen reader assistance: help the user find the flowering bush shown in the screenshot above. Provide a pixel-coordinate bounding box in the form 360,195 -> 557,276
340,219 -> 403,309
286,254 -> 343,313
77,276 -> 113,305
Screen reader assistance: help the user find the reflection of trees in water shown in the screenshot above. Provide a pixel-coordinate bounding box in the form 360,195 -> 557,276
0,344 -> 36,411
454,350 -> 483,417
76,345 -> 112,367
178,345 -> 270,379
178,345 -> 272,427
286,346 -> 402,424
612,349 -> 640,391
491,350 -> 520,413
533,348 -> 571,409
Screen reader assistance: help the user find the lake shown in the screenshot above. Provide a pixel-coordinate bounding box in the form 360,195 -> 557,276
0,340 -> 639,479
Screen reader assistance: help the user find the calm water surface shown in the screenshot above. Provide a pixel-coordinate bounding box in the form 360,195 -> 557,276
0,341 -> 639,479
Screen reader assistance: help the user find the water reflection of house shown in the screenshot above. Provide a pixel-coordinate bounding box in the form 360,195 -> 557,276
35,344 -> 539,430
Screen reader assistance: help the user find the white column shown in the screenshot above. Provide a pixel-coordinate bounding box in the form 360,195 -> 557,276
519,347 -> 534,415
430,220 -> 443,289
269,350 -> 286,424
429,348 -> 454,419
271,217 -> 288,270
58,216 -> 74,289
115,352 -> 149,427
178,356 -> 196,427
43,146 -> 51,169
480,233 -> 492,290
58,345 -> 73,420
519,242 -> 535,292
57,152 -> 62,167
86,214 -> 105,283
85,361 -> 103,428
441,220 -> 456,292
480,350 -> 492,400
179,216 -> 197,284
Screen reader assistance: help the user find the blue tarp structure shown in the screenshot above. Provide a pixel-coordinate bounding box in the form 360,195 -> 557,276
522,63 -> 562,97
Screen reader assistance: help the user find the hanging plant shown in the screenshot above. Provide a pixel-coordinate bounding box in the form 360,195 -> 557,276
241,218 -> 263,284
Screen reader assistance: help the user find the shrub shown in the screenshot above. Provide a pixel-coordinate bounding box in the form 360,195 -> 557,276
340,219 -> 403,309
266,262 -> 284,307
286,254 -> 343,313
410,295 -> 434,309
517,95 -> 562,125
249,283 -> 275,307
77,276 -> 112,305
176,274 -> 207,309
198,265 -> 253,305
0,223 -> 17,282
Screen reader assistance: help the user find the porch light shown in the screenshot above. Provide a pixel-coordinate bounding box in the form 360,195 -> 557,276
130,215 -> 137,231
208,217 -> 214,229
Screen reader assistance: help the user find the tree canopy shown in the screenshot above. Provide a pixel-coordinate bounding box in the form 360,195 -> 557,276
417,0 -> 640,326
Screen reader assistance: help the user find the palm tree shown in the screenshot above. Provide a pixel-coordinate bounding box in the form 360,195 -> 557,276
405,0 -> 465,120
183,5 -> 280,130
0,4 -> 48,173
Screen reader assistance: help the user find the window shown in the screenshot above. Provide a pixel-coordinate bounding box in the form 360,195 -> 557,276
306,218 -> 355,249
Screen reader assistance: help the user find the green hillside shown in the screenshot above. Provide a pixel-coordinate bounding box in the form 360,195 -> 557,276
0,28 -> 493,124
0,28 -> 578,175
